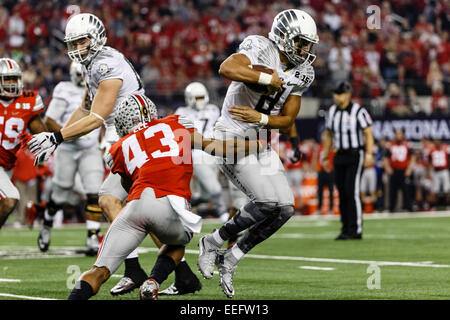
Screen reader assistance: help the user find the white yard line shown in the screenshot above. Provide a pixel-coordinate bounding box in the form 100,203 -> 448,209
299,266 -> 335,271
0,278 -> 21,283
0,293 -> 57,300
2,246 -> 450,269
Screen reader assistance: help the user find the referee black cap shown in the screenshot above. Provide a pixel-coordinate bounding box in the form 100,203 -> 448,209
333,80 -> 352,94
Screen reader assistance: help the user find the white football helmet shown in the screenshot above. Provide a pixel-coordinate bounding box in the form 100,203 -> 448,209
0,58 -> 23,98
115,93 -> 158,137
268,9 -> 319,67
64,13 -> 107,64
69,61 -> 85,87
184,82 -> 209,111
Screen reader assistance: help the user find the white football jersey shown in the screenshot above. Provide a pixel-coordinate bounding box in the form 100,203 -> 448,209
82,46 -> 145,143
215,35 -> 315,136
175,104 -> 220,139
175,104 -> 220,165
46,81 -> 100,151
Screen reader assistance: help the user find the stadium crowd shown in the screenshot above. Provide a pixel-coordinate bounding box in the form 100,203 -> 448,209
0,0 -> 448,113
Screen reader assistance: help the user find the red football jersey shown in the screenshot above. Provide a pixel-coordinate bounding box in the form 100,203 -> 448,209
0,91 -> 44,170
387,141 -> 411,170
429,144 -> 449,170
108,115 -> 195,202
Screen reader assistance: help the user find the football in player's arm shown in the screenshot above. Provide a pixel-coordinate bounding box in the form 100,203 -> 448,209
221,46 -> 304,162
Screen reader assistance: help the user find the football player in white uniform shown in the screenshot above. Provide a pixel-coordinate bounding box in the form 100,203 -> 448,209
27,13 -> 200,296
37,62 -> 105,256
197,9 -> 318,298
175,82 -> 228,221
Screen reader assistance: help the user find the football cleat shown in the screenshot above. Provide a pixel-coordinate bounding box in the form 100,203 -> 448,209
216,249 -> 237,299
85,234 -> 100,256
38,225 -> 52,252
197,233 -> 220,279
110,277 -> 137,296
139,278 -> 159,300
159,278 -> 202,296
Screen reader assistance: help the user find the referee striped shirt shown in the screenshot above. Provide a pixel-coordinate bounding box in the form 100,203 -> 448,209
325,102 -> 372,150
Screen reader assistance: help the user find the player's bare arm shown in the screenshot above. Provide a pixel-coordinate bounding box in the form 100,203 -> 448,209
219,53 -> 284,92
60,79 -> 122,141
28,115 -> 48,134
228,94 -> 301,131
44,117 -> 62,132
190,130 -> 261,159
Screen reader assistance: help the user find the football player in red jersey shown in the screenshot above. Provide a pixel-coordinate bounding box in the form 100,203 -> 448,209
68,94 -> 261,300
427,138 -> 450,208
383,129 -> 416,212
0,58 -> 47,229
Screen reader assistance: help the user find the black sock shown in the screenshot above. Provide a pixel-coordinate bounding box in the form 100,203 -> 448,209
174,260 -> 199,287
43,218 -> 54,228
124,257 -> 148,285
68,280 -> 94,300
150,255 -> 176,285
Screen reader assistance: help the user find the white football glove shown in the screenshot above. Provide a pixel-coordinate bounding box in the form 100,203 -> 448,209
27,131 -> 63,166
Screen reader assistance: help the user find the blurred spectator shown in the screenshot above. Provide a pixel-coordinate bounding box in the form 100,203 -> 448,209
381,34 -> 400,82
323,3 -> 341,36
430,81 -> 449,115
8,10 -> 25,48
406,87 -> 425,115
384,83 -> 411,116
426,60 -> 444,92
328,41 -> 352,82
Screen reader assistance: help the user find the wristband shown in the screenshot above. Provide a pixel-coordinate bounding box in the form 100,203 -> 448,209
53,131 -> 64,145
259,113 -> 269,125
91,112 -> 106,123
258,72 -> 272,85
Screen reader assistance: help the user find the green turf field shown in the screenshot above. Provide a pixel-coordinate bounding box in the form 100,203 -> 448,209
1,212 -> 450,300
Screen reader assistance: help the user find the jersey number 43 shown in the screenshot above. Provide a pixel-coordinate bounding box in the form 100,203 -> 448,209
122,123 -> 180,175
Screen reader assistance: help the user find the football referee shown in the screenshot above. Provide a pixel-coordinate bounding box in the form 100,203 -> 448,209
322,81 -> 375,240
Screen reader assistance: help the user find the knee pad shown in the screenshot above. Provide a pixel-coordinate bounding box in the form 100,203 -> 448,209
278,205 -> 295,221
237,205 -> 294,254
85,194 -> 103,222
254,201 -> 278,215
